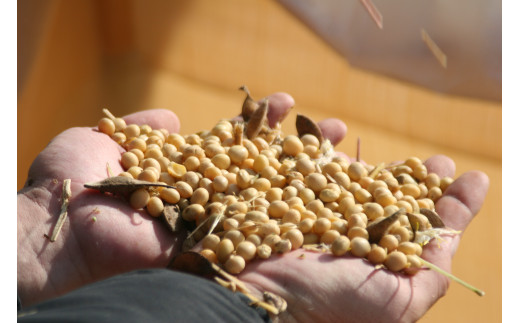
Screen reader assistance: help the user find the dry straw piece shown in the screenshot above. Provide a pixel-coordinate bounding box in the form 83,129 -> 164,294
360,0 -> 383,29
48,179 -> 72,242
421,28 -> 448,68
85,86 -> 484,300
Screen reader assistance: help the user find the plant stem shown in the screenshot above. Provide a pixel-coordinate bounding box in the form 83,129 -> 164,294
420,258 -> 485,296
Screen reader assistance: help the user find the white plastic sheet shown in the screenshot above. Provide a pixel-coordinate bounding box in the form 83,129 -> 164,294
279,0 -> 501,101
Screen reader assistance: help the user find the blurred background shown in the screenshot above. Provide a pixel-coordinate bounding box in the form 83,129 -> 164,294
18,0 -> 501,321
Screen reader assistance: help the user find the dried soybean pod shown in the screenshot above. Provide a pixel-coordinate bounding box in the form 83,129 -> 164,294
84,177 -> 175,195
168,251 -> 218,280
295,114 -> 324,144
239,85 -> 259,121
245,99 -> 268,139
419,208 -> 445,228
161,204 -> 182,233
366,208 -> 404,243
406,212 -> 430,232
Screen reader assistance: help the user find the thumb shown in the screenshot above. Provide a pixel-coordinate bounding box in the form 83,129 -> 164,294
123,109 -> 181,134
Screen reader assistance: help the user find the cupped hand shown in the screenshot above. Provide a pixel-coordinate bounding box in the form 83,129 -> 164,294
16,94 -> 317,307
232,99 -> 489,323
17,92 -> 489,323
17,109 -> 185,306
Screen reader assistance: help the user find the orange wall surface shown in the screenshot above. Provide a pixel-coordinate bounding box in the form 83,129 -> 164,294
18,1 -> 501,322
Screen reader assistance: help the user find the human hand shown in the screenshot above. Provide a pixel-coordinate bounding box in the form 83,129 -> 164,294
16,93 -> 306,307
231,98 -> 489,323
18,92 -> 489,323
17,109 -> 186,306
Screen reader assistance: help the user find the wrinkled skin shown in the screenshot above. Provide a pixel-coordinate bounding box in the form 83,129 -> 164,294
17,93 -> 488,323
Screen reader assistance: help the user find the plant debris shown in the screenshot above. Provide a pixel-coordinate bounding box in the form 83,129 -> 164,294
420,208 -> 445,228
84,177 -> 175,195
239,85 -> 259,121
47,179 -> 72,242
367,208 -> 404,243
245,99 -> 268,139
162,204 -> 182,233
296,114 -> 324,144
168,251 -> 287,315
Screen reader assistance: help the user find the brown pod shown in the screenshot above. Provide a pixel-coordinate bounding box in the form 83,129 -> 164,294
419,208 -> 445,228
182,235 -> 198,252
406,212 -> 429,232
366,208 -> 404,243
161,204 -> 182,233
167,251 -> 218,280
296,114 -> 324,144
245,99 -> 268,139
239,85 -> 259,121
84,176 -> 175,195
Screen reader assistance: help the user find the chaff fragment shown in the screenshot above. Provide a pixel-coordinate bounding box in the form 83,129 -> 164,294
359,0 -> 383,29
48,179 -> 72,242
421,28 -> 447,68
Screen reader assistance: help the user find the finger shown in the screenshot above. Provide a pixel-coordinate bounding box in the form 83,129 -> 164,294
318,118 -> 347,146
416,170 -> 489,300
418,170 -> 488,267
262,92 -> 295,127
423,154 -> 456,178
436,170 -> 489,232
122,109 -> 181,134
417,171 -> 488,295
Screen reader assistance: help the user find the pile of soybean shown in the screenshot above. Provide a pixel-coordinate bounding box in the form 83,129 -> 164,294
94,92 -> 454,276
